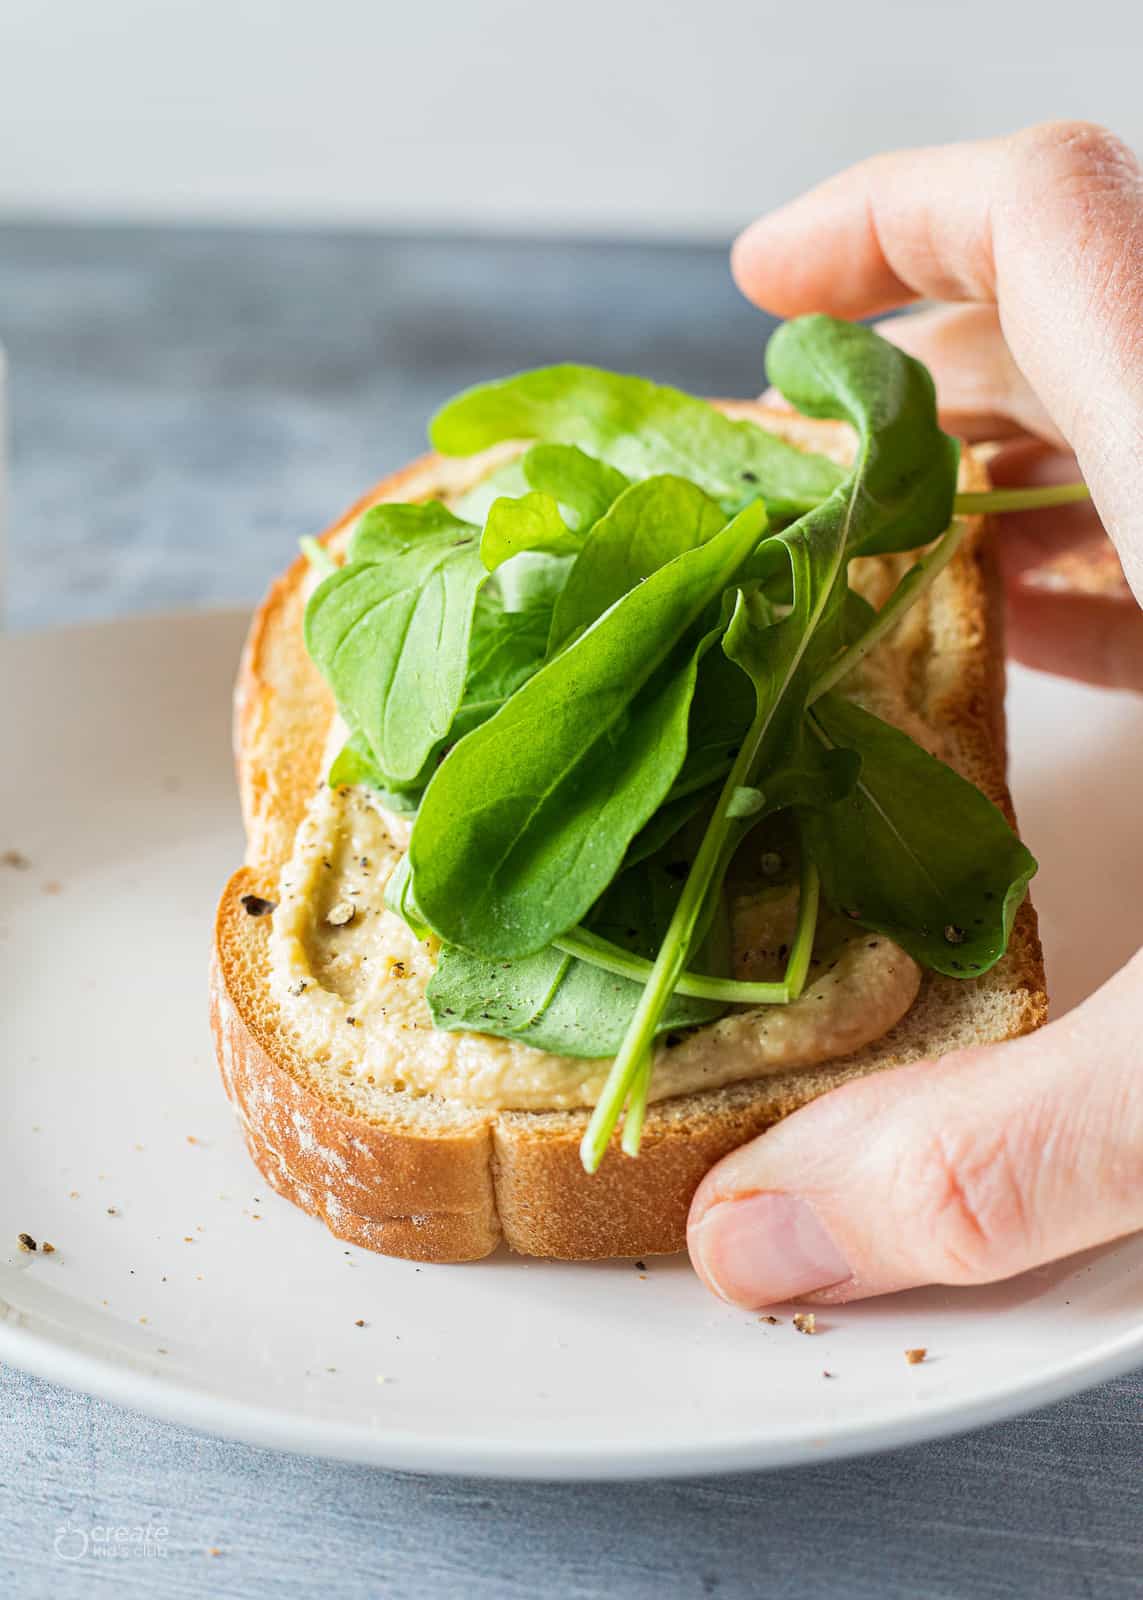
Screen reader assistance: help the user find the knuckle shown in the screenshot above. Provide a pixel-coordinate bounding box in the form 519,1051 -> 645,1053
901,1122 -> 1035,1283
1011,120 -> 1140,198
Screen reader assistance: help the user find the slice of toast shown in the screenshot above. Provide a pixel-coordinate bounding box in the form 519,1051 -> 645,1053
210,407 -> 1047,1262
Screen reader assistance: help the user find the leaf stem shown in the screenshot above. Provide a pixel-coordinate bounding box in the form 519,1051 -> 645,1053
780,482 -> 1089,519
299,535 -> 337,577
954,483 -> 1089,514
609,843 -> 818,1162
620,1055 -> 653,1157
784,853 -> 819,1000
553,928 -> 789,1004
807,517 -> 970,707
579,697 -> 775,1174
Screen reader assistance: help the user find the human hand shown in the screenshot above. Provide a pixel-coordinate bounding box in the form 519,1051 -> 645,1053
687,123 -> 1143,1307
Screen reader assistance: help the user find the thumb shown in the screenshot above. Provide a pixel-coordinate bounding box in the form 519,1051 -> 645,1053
687,951 -> 1143,1306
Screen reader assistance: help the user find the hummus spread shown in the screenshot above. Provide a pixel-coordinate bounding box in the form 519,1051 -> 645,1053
268,756 -> 922,1113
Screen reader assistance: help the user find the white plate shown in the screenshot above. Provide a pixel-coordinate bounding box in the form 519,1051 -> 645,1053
2,611 -> 1141,1479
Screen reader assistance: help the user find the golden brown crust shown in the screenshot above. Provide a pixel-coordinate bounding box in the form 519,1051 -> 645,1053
210,410 -> 1048,1262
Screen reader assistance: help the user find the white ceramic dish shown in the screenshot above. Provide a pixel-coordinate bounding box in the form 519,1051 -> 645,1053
2,611 -> 1141,1479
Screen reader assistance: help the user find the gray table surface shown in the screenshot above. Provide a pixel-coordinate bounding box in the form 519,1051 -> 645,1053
1,222 -> 1140,1599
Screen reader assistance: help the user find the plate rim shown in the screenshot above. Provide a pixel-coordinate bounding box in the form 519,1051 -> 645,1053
2,1311 -> 1142,1479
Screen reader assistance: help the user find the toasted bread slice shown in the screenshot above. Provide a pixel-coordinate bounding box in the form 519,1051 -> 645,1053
210,407 -> 1047,1262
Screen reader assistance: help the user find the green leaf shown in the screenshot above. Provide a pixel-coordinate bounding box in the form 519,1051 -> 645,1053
449,580 -> 556,738
326,732 -> 427,814
480,491 -> 580,570
407,499 -> 768,959
431,364 -> 844,518
304,502 -> 486,785
802,693 -> 1037,975
451,457 -> 531,525
549,475 -> 727,653
583,317 -> 960,1168
522,443 -> 629,529
426,851 -> 726,1057
765,314 -> 960,558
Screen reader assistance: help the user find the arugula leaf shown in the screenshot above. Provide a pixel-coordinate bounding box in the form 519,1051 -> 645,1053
549,475 -> 727,653
407,500 -> 768,959
582,317 -> 961,1169
451,457 -> 531,525
427,852 -> 725,1058
802,693 -> 1037,976
766,314 -> 960,558
431,364 -> 844,518
481,492 -> 580,570
304,502 -> 486,785
522,444 -> 629,529
327,731 -> 428,814
444,587 -> 551,745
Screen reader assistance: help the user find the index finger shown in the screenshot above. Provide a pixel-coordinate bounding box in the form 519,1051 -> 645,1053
733,122 -> 1143,597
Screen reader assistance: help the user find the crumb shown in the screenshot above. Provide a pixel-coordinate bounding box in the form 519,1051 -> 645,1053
183,1236 -> 194,1243
41,1241 -> 56,1255
3,849 -> 30,869
186,1135 -> 199,1146
758,1315 -> 781,1325
288,978 -> 308,997
195,1273 -> 203,1281
355,1319 -> 366,1327
822,1370 -> 835,1379
68,1191 -> 79,1199
157,1348 -> 168,1355
240,893 -> 277,917
134,1144 -> 145,1152
207,1547 -> 222,1557
139,1316 -> 149,1325
792,1312 -> 817,1336
42,880 -> 63,895
106,1207 -> 119,1217
17,1232 -> 37,1253
905,1347 -> 927,1365
376,1375 -> 388,1385
634,1260 -> 647,1272
326,901 -> 356,927
326,1366 -> 337,1374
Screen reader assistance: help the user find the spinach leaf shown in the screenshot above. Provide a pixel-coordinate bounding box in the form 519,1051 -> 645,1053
407,500 -> 768,959
431,364 -> 844,518
304,502 -> 486,785
802,693 -> 1037,976
426,851 -> 726,1058
550,475 -> 727,653
481,492 -> 580,570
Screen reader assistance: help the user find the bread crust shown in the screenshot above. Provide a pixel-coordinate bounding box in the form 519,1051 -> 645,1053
210,410 -> 1047,1262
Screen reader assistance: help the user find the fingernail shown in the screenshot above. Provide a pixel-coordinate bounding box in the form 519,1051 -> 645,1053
690,1193 -> 851,1307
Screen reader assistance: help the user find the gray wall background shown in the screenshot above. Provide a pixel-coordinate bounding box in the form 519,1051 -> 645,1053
1,0 -> 1141,237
